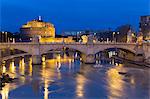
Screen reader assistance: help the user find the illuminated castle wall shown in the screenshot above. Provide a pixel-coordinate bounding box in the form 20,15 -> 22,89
20,16 -> 74,43
39,37 -> 74,43
20,16 -> 55,37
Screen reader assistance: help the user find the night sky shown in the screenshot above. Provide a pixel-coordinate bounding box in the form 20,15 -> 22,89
1,0 -> 150,34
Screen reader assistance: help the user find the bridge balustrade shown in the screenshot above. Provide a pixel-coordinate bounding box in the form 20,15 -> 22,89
0,42 -> 139,45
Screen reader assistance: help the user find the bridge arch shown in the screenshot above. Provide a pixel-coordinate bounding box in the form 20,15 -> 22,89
0,45 -> 33,55
94,47 -> 136,55
40,44 -> 87,55
93,45 -> 136,55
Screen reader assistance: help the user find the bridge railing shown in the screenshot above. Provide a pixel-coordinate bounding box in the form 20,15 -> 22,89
0,42 -> 138,45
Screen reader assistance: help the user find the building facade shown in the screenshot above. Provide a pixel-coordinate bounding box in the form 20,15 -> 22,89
140,16 -> 150,41
0,31 -> 14,42
127,29 -> 136,43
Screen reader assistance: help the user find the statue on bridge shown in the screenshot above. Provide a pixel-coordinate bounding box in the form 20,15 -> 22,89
134,29 -> 145,62
136,30 -> 143,46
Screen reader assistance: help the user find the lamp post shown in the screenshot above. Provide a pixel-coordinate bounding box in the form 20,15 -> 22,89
116,32 -> 119,42
5,32 -> 8,42
76,32 -> 78,42
113,32 -> 119,43
13,38 -> 15,43
101,38 -> 103,42
19,38 -> 22,42
0,32 -> 1,42
2,31 -> 4,42
113,32 -> 115,42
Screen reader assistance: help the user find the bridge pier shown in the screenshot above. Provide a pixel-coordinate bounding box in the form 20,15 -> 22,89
144,53 -> 150,64
0,49 -> 2,58
134,45 -> 145,62
135,55 -> 144,62
145,57 -> 150,64
143,43 -> 150,64
31,36 -> 42,65
1,49 -> 11,57
81,54 -> 96,64
32,55 -> 42,65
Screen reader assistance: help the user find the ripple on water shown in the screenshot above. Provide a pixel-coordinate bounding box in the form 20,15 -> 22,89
0,56 -> 150,99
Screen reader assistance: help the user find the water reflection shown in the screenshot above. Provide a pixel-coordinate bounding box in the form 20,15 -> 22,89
1,85 -> 9,99
9,60 -> 16,78
2,65 -> 6,74
76,74 -> 86,98
41,67 -> 52,99
107,67 -> 125,98
19,58 -> 25,75
40,53 -> 75,99
28,58 -> 33,76
0,52 -> 149,99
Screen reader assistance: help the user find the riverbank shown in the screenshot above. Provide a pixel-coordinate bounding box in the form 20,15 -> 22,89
0,53 -> 30,66
113,56 -> 150,68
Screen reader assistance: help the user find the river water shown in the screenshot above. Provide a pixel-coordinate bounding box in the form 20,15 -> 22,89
0,53 -> 150,99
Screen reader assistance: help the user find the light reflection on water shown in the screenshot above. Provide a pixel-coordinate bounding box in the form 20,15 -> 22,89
76,74 -> 87,98
107,67 -> 125,98
0,53 -> 149,99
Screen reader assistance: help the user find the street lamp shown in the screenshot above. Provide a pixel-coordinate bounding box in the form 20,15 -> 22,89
5,32 -> 8,42
113,32 -> 115,42
30,38 -> 32,41
113,32 -> 119,43
10,38 -> 13,42
19,38 -> 22,42
101,38 -> 103,42
13,38 -> 15,43
2,31 -> 4,42
116,32 -> 119,42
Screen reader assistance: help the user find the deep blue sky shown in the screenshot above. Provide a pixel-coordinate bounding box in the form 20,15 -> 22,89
0,0 -> 150,34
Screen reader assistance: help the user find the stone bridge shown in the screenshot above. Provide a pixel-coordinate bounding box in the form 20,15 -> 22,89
0,42 -> 150,64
